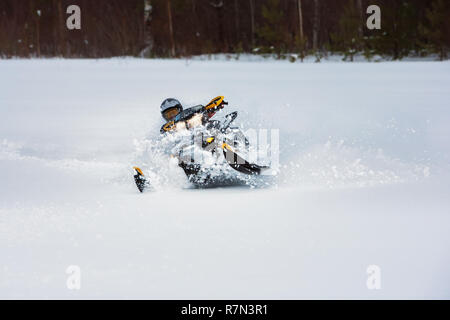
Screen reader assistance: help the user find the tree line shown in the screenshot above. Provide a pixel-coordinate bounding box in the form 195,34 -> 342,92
0,0 -> 448,60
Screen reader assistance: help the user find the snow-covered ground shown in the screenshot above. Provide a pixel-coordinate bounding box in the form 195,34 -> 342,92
0,59 -> 449,299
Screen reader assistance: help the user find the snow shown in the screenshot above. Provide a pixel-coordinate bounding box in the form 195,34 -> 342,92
0,58 -> 449,299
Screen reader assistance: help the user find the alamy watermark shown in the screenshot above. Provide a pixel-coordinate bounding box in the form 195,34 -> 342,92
66,265 -> 81,290
367,5 -> 381,30
366,265 -> 381,290
60,4 -> 380,32
176,128 -> 280,176
66,5 -> 81,30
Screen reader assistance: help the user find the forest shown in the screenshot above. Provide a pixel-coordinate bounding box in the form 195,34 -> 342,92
0,0 -> 449,60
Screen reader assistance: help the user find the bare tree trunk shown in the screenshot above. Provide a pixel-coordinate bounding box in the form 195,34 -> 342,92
234,0 -> 240,44
191,0 -> 197,26
36,14 -> 40,57
312,0 -> 320,51
297,0 -> 304,42
356,0 -> 363,39
142,0 -> 153,57
249,0 -> 255,47
57,0 -> 66,56
167,0 -> 176,57
52,1 -> 57,55
190,0 -> 199,55
210,1 -> 226,52
25,3 -> 30,57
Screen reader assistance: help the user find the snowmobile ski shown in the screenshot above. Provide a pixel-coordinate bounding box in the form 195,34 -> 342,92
222,143 -> 269,175
133,167 -> 149,193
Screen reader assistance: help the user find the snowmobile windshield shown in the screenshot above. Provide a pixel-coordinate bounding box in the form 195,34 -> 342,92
174,105 -> 204,122
162,107 -> 181,121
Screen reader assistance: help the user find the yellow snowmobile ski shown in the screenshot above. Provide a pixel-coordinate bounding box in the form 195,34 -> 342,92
133,167 -> 148,193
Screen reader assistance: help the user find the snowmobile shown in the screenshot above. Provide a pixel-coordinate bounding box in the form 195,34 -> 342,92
133,96 -> 269,192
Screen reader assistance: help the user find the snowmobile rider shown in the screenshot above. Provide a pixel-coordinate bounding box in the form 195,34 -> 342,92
132,96 -> 263,193
159,97 -> 226,134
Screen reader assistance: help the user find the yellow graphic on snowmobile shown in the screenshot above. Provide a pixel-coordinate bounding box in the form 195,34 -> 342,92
162,120 -> 176,132
221,142 -> 234,151
205,96 -> 225,110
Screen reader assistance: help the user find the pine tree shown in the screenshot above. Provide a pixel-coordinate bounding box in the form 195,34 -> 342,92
369,1 -> 418,60
331,0 -> 361,61
420,0 -> 449,60
257,0 -> 284,56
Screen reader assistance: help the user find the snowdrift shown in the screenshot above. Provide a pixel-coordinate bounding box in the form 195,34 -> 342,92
0,59 -> 449,298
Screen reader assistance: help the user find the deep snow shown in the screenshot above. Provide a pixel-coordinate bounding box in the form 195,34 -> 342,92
0,59 -> 449,299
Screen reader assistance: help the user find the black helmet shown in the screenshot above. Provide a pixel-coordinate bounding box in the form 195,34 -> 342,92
160,98 -> 183,121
